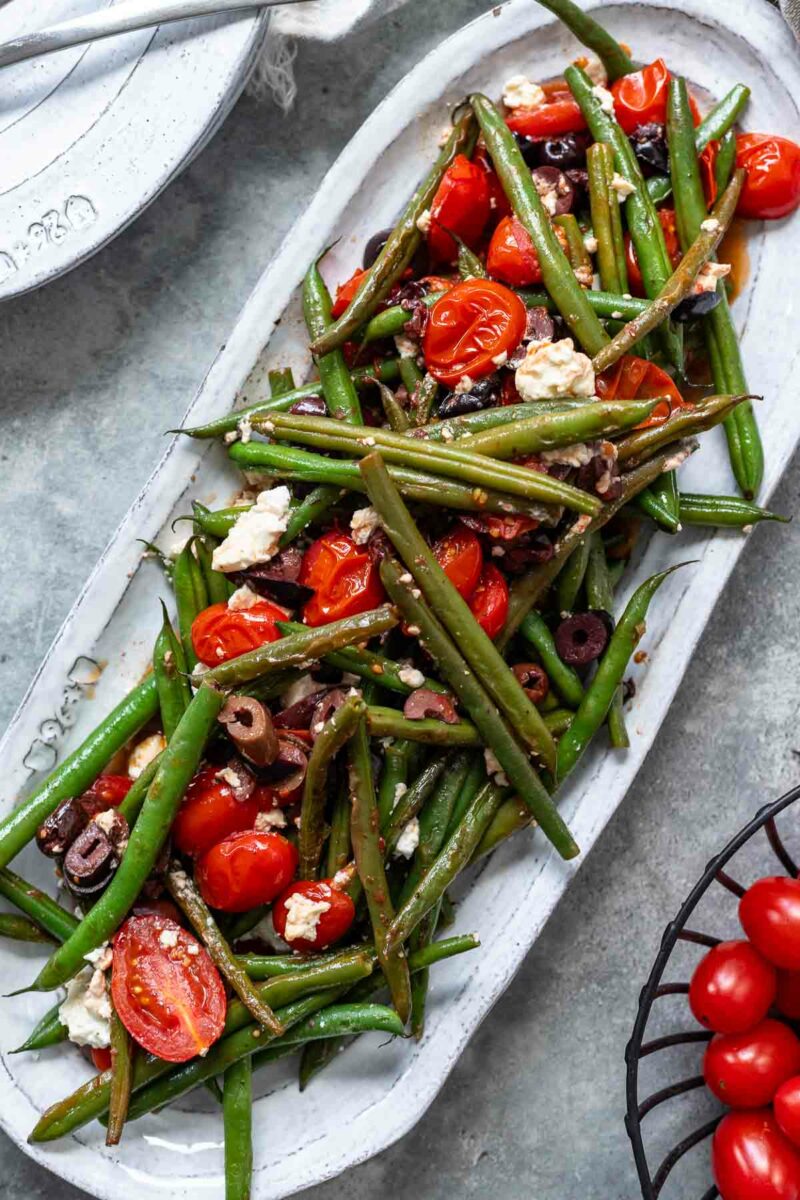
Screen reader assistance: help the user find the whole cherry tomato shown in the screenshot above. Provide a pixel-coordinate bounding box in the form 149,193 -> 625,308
468,563 -> 509,639
740,877 -> 800,969
736,134 -> 800,220
299,530 -> 385,627
112,915 -> 226,1062
196,830 -> 298,912
487,215 -> 543,287
777,970 -> 800,1020
703,1018 -> 800,1109
331,267 -> 368,318
689,940 -> 777,1034
610,59 -> 699,135
427,154 -> 491,263
432,525 -> 483,599
506,83 -> 587,138
172,765 -> 268,857
474,147 -> 511,224
596,353 -> 684,425
83,775 -> 133,808
713,1109 -> 800,1200
625,208 -> 682,296
272,879 -> 356,952
423,279 -> 528,386
777,1077 -> 800,1149
191,598 -> 289,667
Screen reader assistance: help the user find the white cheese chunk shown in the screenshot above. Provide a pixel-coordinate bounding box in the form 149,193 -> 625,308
694,261 -> 731,294
394,817 -> 420,860
350,506 -> 381,546
484,748 -> 510,787
282,892 -> 331,943
211,487 -> 291,573
394,333 -> 418,359
127,732 -> 166,780
255,808 -> 287,830
59,965 -> 111,1049
701,217 -> 721,234
228,584 -> 261,611
159,928 -> 179,949
611,172 -> 636,200
514,338 -> 595,400
416,208 -> 432,234
502,75 -> 546,110
575,55 -> 608,86
280,673 -> 319,709
591,83 -> 616,114
398,665 -> 426,689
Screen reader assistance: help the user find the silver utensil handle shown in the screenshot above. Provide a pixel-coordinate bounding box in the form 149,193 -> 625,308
0,0 -> 309,70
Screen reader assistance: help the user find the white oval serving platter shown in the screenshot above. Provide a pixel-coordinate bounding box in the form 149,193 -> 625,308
1,1 -> 799,1197
0,0 -> 269,301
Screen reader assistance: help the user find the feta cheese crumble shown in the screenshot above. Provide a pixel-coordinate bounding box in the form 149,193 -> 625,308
416,208 -> 432,234
492,350 -> 508,366
514,338 -> 596,400
700,217 -> 721,234
694,261 -> 731,294
211,487 -> 291,573
611,173 -> 636,201
502,75 -> 546,110
159,928 -> 179,949
282,892 -> 331,944
398,665 -> 426,689
350,505 -> 381,545
255,808 -> 287,831
591,83 -> 616,114
584,234 -> 599,255
484,748 -> 509,787
59,965 -> 112,1049
574,54 -> 608,86
394,333 -> 418,359
228,584 -> 260,611
128,732 -> 166,780
281,674 -> 319,709
394,817 -> 420,860
454,375 -> 474,395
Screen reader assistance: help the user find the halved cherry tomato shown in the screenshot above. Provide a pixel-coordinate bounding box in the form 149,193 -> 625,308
777,970 -> 800,1020
468,563 -> 509,639
474,147 -> 511,224
740,877 -> 800,969
299,530 -> 385,627
736,133 -> 800,221
423,279 -> 527,386
487,215 -> 543,287
84,775 -> 133,808
427,154 -> 491,263
432,525 -> 483,600
191,598 -> 289,667
625,208 -> 682,297
596,353 -> 684,424
272,879 -> 356,953
689,940 -> 777,1034
704,1018 -> 800,1109
112,915 -> 226,1063
132,897 -> 183,923
91,1047 -> 112,1072
173,764 -> 268,857
610,59 -> 700,136
713,1109 -> 800,1200
196,830 -> 298,912
776,1077 -> 800,1149
331,267 -> 368,318
506,82 -> 587,138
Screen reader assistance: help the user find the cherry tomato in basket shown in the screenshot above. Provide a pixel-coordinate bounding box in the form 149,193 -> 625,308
689,940 -> 777,1034
172,765 -> 267,858
777,970 -> 800,1021
196,830 -> 298,913
610,58 -> 699,135
426,154 -> 491,264
703,1018 -> 800,1109
191,598 -> 289,667
712,1109 -> 800,1200
432,525 -> 483,600
83,775 -> 133,808
595,353 -> 684,425
776,1077 -> 800,1149
468,563 -> 509,640
625,208 -> 683,297
505,83 -> 587,139
735,134 -> 800,221
299,530 -> 385,627
423,279 -> 527,386
740,877 -> 800,969
272,879 -> 356,953
331,267 -> 369,318
111,915 -> 226,1062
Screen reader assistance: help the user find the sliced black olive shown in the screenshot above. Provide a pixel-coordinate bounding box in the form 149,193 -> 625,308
673,288 -> 724,323
437,372 -> 501,419
538,131 -> 592,170
531,166 -> 577,216
363,227 -> 393,269
289,394 -> 326,417
629,122 -> 670,178
555,611 -> 611,665
513,132 -> 542,167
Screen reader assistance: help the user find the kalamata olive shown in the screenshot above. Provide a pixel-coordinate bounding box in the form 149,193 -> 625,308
513,132 -> 542,167
218,696 -> 279,767
538,131 -> 592,170
555,611 -> 611,665
310,688 -> 350,736
63,823 -> 122,894
37,796 -> 97,858
233,547 -> 310,607
272,688 -> 328,730
576,452 -> 622,501
630,122 -> 669,177
565,168 -> 589,210
289,394 -> 326,417
526,305 -> 556,343
531,166 -> 576,216
256,735 -> 308,797
511,662 -> 550,705
403,689 -> 459,724
673,288 -> 724,323
438,372 -> 501,419
215,759 -> 256,803
363,227 -> 393,269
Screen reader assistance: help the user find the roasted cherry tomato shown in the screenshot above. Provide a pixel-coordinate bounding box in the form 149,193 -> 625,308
331,267 -> 368,318
432,525 -> 483,600
700,138 -> 720,206
474,147 -> 511,224
713,1109 -> 800,1200
487,215 -> 543,287
625,208 -> 682,296
777,1077 -> 800,1149
423,278 -> 527,386
83,775 -> 133,808
703,1018 -> 800,1109
172,765 -> 267,858
91,1047 -> 112,1072
735,133 -> 800,221
596,353 -> 684,424
468,563 -> 509,639
191,598 -> 288,667
427,153 -> 491,263
272,879 -> 356,953
740,877 -> 800,969
777,970 -> 800,1020
610,58 -> 699,135
112,915 -> 226,1062
131,897 -> 183,923
196,830 -> 298,913
689,940 -> 777,1034
299,530 -> 385,627
506,83 -> 587,138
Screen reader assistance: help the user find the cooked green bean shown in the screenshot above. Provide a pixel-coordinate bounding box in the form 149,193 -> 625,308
106,1007 -> 133,1147
616,393 -> 748,465
584,531 -> 628,749
0,868 -> 79,943
303,259 -> 362,423
533,0 -> 635,80
384,754 -> 449,858
0,913 -> 55,944
299,694 -> 365,879
223,1057 -> 253,1200
457,399 -> 656,458
679,494 -> 789,528
153,603 -> 191,741
556,534 -> 591,615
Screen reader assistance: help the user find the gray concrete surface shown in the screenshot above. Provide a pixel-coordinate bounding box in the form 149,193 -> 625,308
0,0 -> 792,1196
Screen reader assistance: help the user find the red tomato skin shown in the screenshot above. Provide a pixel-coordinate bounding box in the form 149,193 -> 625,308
703,1019 -> 800,1109
777,971 -> 800,1020
331,268 -> 368,318
468,563 -> 509,640
299,530 -> 385,627
611,58 -> 671,134
474,148 -> 511,224
272,880 -> 356,952
595,353 -> 684,425
423,279 -> 528,386
191,599 -> 288,667
689,940 -> 777,1034
196,831 -> 298,913
486,216 -> 543,287
740,877 -> 800,969
91,1047 -> 112,1072
625,208 -> 682,296
172,765 -> 266,857
736,134 -> 800,220
777,1077 -> 800,1149
506,94 -> 587,138
713,1109 -> 800,1200
85,775 -> 133,807
112,915 -> 226,1063
427,154 -> 491,263
432,525 -> 483,600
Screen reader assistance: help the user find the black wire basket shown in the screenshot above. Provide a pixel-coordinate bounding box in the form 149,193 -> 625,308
625,783 -> 800,1199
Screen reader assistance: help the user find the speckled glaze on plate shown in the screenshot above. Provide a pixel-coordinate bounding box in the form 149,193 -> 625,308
0,0 -> 269,300
0,1 -> 799,1197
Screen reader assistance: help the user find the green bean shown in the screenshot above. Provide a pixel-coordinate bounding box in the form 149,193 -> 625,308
533,0 -> 635,80
223,1057 -> 252,1200
384,754 -> 449,858
635,483 -> 682,533
649,469 -> 681,532
268,367 -> 296,397
239,947 -> 368,981
31,684 -> 225,993
585,531 -> 628,749
473,796 -> 532,860
544,708 -> 576,737
716,129 -> 738,195
173,542 -> 204,669
588,143 -> 624,293
117,753 -> 161,826
418,753 -> 473,871
0,913 -> 55,943
556,534 -> 591,614
106,1007 -> 133,1146
303,260 -> 362,423
444,757 -> 485,845
166,867 -> 284,1036
616,393 -> 748,465
696,84 -> 751,153
554,213 -> 592,280
411,371 -> 440,427
223,952 -> 375,1038
361,293 -> 441,344
326,777 -> 352,877
12,1003 -> 66,1053
311,110 -> 478,356
299,695 -> 365,879
276,624 -> 449,700
417,400 -> 589,442
153,604 -> 192,741
679,494 -> 789,528
0,868 -> 79,943
519,613 -> 584,709
0,674 -> 159,872
471,92 -> 608,355
375,738 -> 412,828
283,485 -> 341,546
458,399 -> 656,458
195,535 -> 230,606
557,565 -> 687,779
457,238 -> 487,280
372,376 -> 411,432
